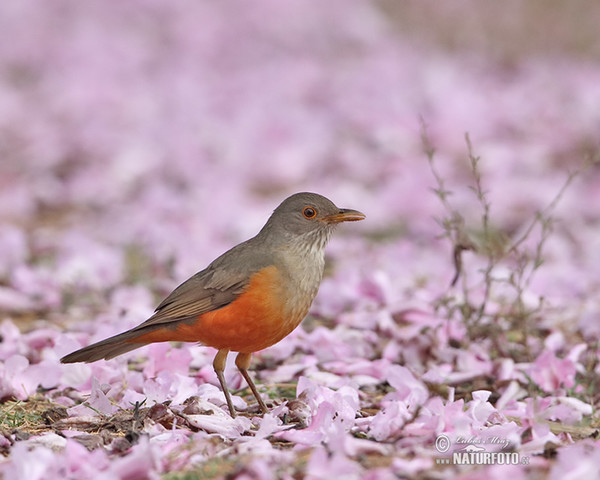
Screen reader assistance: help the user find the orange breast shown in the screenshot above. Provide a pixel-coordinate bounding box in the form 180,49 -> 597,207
129,266 -> 304,353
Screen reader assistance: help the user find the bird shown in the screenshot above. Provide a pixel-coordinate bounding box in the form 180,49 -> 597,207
61,192 -> 365,417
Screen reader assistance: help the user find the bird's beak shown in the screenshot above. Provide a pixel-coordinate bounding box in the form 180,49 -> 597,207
321,208 -> 366,224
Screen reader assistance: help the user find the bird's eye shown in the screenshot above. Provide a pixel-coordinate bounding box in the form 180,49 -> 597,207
303,206 -> 317,219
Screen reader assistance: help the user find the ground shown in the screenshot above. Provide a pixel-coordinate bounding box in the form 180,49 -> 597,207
1,1 -> 600,479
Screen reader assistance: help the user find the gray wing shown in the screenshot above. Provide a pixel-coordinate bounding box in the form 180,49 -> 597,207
130,238 -> 273,331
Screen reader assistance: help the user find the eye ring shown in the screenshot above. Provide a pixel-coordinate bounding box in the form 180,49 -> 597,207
303,206 -> 317,219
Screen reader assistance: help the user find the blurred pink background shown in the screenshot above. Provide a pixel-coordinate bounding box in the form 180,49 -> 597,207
1,1 -> 600,478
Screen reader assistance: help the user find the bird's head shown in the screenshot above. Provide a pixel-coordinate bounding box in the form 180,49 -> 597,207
260,192 -> 365,249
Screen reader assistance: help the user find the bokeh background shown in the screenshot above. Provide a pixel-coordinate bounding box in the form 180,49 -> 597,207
1,1 -> 600,478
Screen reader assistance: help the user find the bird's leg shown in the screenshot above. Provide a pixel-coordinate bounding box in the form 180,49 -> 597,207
213,348 -> 236,418
235,352 -> 269,414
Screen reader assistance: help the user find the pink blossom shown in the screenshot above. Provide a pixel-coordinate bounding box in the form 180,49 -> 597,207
383,365 -> 429,406
142,343 -> 194,378
368,400 -> 413,441
184,411 -> 252,438
413,396 -> 467,436
142,370 -> 200,406
549,440 -> 600,480
87,377 -> 118,415
305,445 -> 363,479
527,350 -> 577,392
0,441 -> 61,480
0,225 -> 28,276
465,390 -> 496,423
10,265 -> 61,310
296,377 -> 359,422
100,435 -> 160,480
0,287 -> 34,312
0,0 -> 600,477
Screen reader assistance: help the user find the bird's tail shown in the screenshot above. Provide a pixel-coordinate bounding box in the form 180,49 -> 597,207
60,329 -> 149,363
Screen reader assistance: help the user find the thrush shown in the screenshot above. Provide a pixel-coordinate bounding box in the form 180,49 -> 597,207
61,192 -> 365,416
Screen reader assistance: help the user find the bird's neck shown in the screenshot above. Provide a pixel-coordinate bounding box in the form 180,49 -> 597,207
279,228 -> 332,292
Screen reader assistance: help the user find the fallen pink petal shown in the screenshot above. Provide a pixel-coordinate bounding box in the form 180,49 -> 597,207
0,1 -> 599,478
